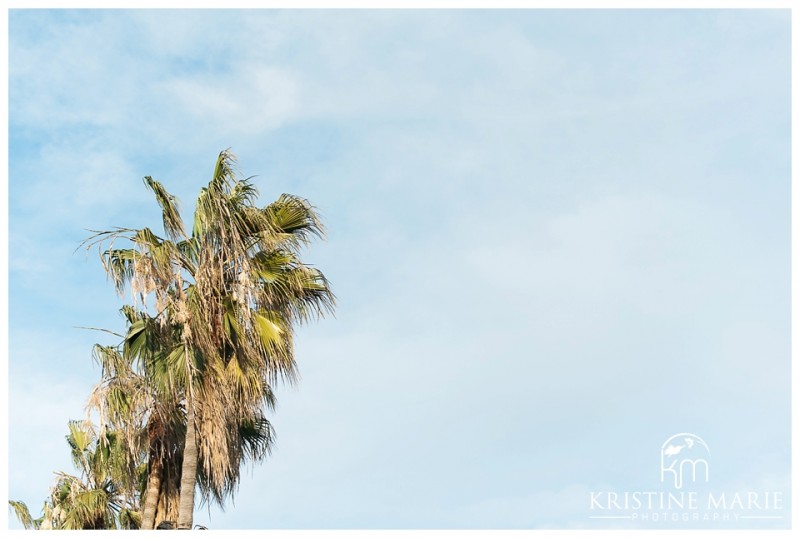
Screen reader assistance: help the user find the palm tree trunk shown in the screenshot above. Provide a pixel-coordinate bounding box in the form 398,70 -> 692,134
140,453 -> 163,530
177,399 -> 199,529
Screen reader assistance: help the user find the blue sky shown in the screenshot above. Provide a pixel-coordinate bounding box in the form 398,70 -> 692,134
5,9 -> 792,530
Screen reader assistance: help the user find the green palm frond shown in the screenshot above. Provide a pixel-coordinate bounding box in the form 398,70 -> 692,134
265,193 -> 325,245
92,344 -> 129,379
103,248 -> 138,294
118,507 -> 142,529
144,176 -> 186,242
60,488 -> 111,529
210,148 -> 238,193
66,421 -> 96,474
230,177 -> 260,207
8,500 -> 38,529
238,413 -> 275,462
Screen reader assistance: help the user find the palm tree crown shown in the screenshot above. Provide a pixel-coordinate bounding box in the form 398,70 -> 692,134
82,150 -> 334,528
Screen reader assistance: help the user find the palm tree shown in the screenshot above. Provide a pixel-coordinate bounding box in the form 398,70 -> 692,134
87,309 -> 185,530
9,420 -> 142,529
84,150 -> 334,528
88,306 -> 278,529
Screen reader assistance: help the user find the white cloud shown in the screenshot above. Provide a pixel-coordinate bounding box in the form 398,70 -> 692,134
161,65 -> 298,135
20,146 -> 145,218
10,13 -> 137,129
